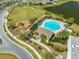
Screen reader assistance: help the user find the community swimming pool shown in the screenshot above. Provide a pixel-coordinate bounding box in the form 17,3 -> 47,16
44,21 -> 61,32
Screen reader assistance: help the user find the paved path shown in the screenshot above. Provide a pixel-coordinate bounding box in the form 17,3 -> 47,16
67,36 -> 71,59
30,38 -> 51,52
0,6 -> 33,59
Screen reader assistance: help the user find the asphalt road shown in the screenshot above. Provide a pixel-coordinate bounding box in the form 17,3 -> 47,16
0,6 -> 33,59
71,36 -> 79,59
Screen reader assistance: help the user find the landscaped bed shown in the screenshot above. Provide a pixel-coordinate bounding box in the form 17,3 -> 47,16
22,39 -> 55,59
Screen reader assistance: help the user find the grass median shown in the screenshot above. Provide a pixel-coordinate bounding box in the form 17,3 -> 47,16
0,53 -> 18,59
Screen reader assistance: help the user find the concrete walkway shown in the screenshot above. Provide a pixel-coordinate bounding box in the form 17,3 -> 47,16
30,38 -> 51,52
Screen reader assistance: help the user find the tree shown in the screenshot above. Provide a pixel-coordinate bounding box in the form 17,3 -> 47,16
39,2 -> 43,6
44,51 -> 55,59
57,30 -> 69,38
20,33 -> 29,40
51,30 -> 69,44
29,2 -> 32,6
45,12 -> 52,19
41,34 -> 47,42
67,17 -> 75,25
45,11 -> 52,16
29,18 -> 35,24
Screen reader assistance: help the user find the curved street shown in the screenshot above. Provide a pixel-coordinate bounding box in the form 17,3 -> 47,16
0,6 -> 33,59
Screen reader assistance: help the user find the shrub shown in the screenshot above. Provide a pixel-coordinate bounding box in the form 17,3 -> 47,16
51,30 -> 69,44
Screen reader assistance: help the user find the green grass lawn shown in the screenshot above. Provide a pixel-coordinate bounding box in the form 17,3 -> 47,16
70,23 -> 79,33
7,5 -> 45,26
0,53 -> 18,59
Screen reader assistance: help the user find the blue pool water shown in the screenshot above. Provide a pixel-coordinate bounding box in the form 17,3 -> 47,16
44,21 -> 61,32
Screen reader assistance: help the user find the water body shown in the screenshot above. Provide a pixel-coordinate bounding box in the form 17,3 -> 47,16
44,1 -> 79,24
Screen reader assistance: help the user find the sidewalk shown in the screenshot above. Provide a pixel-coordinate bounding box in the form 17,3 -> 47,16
30,38 -> 51,52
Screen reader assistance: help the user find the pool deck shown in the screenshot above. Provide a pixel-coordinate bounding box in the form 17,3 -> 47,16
36,19 -> 66,40
40,19 -> 66,34
36,26 -> 54,40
